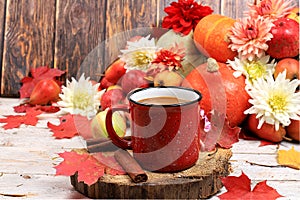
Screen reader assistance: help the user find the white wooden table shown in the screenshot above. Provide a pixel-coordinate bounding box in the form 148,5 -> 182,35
0,98 -> 299,199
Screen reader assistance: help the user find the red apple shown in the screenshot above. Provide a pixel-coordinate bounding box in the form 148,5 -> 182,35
100,87 -> 125,110
266,18 -> 299,59
104,59 -> 126,84
246,114 -> 286,143
29,79 -> 61,105
286,119 -> 300,141
120,70 -> 149,93
274,58 -> 299,80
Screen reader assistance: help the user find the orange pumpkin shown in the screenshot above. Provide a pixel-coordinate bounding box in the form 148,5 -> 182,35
181,58 -> 250,127
194,14 -> 237,63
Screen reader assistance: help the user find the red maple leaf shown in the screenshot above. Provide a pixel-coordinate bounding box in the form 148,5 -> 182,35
93,152 -> 126,175
259,140 -> 278,147
55,151 -> 89,176
201,112 -> 240,151
19,66 -> 65,98
47,114 -> 93,139
55,151 -> 125,186
0,109 -> 43,129
47,114 -> 79,139
219,171 -> 283,200
73,115 -> 93,140
14,104 -> 60,113
77,156 -> 105,185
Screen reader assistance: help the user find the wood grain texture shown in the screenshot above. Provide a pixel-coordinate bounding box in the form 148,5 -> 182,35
221,0 -> 248,19
104,0 -> 158,69
0,0 -> 6,94
54,0 -> 106,82
1,0 -> 299,96
1,0 -> 55,97
202,0 -> 221,15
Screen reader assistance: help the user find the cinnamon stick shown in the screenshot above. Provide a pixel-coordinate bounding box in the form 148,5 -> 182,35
86,138 -> 110,146
87,140 -> 119,153
114,149 -> 148,183
86,136 -> 131,153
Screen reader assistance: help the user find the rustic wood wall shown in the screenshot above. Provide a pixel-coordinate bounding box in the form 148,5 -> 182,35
0,0 -> 299,97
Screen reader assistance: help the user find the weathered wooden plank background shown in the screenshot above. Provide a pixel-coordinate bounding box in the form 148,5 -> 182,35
0,0 -> 299,97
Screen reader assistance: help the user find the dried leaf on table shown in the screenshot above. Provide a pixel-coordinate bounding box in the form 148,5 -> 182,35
55,150 -> 125,186
277,146 -> 300,170
76,155 -> 105,186
219,171 -> 283,200
19,66 -> 65,99
73,114 -> 93,140
47,114 -> 93,139
259,140 -> 277,147
0,109 -> 43,129
55,151 -> 89,176
14,104 -> 60,113
47,114 -> 79,139
93,152 -> 126,175
201,112 -> 240,151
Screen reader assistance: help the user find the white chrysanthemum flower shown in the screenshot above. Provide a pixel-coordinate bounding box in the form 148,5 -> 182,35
244,71 -> 300,131
120,35 -> 158,71
57,74 -> 104,119
227,55 -> 276,84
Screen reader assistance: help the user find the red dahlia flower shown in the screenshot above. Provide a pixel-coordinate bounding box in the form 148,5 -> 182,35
162,0 -> 213,35
151,43 -> 185,71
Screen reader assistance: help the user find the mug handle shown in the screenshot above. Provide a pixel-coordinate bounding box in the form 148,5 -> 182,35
105,104 -> 132,149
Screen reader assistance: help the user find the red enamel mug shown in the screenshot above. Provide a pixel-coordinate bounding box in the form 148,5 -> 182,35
106,86 -> 202,172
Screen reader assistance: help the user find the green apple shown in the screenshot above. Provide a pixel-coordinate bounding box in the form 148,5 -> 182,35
153,70 -> 183,87
91,109 -> 126,138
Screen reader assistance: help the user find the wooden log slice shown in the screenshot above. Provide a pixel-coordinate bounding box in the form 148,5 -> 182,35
70,148 -> 232,199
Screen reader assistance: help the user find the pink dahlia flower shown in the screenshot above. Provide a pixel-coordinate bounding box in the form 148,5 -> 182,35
229,16 -> 274,61
247,0 -> 294,20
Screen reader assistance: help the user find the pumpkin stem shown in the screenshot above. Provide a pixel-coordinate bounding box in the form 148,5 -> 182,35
207,58 -> 219,72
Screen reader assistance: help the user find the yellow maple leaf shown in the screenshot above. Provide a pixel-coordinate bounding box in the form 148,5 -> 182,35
277,146 -> 300,170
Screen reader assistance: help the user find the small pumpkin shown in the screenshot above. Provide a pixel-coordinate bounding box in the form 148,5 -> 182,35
193,14 -> 237,63
181,58 -> 250,127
